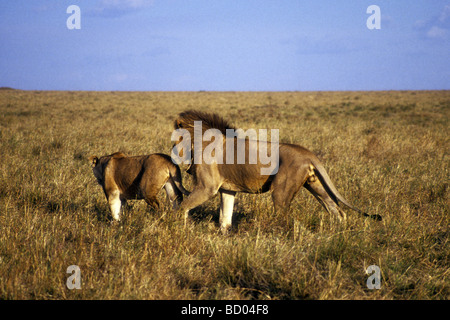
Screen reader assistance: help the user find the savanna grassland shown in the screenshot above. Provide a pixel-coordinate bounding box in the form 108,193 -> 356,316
0,89 -> 448,300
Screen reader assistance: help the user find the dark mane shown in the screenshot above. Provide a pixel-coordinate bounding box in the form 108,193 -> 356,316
174,110 -> 235,135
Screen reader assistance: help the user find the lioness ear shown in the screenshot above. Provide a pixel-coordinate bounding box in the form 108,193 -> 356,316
88,155 -> 98,167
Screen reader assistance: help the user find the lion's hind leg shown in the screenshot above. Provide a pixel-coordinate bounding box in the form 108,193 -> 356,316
304,176 -> 347,222
271,162 -> 311,214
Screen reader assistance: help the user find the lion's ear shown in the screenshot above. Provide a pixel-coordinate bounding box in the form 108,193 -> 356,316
175,119 -> 183,128
88,156 -> 98,167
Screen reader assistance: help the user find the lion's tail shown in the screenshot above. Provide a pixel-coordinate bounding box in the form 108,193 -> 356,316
310,158 -> 382,221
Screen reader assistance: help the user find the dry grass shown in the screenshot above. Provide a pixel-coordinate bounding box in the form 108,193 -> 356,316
0,90 -> 448,300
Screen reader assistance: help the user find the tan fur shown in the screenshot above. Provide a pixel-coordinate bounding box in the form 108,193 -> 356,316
89,152 -> 189,221
174,110 -> 381,232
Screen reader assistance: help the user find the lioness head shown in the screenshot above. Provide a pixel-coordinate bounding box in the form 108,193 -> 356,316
88,155 -> 103,185
88,155 -> 99,167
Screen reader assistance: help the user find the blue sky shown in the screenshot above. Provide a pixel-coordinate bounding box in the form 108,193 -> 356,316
0,0 -> 449,91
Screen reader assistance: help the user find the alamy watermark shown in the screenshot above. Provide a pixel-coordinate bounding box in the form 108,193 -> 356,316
170,121 -> 280,175
367,5 -> 381,30
66,5 -> 380,31
66,5 -> 81,30
366,265 -> 381,289
66,265 -> 81,290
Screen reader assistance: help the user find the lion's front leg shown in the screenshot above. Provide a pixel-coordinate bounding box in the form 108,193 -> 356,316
219,190 -> 236,234
179,185 -> 219,227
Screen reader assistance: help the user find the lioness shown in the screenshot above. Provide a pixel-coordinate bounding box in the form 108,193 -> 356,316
89,152 -> 189,221
173,110 -> 381,233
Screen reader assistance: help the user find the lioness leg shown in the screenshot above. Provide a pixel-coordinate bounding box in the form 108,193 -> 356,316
164,177 -> 183,209
144,197 -> 160,210
108,189 -> 122,221
219,190 -> 236,233
304,179 -> 347,222
141,179 -> 163,210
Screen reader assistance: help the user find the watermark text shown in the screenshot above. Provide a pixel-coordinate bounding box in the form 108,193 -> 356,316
171,121 -> 279,175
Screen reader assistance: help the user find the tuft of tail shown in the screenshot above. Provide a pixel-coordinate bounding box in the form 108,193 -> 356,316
311,159 -> 382,221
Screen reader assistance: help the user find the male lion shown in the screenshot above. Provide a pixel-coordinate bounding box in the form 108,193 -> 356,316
89,152 -> 189,221
173,110 -> 381,233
